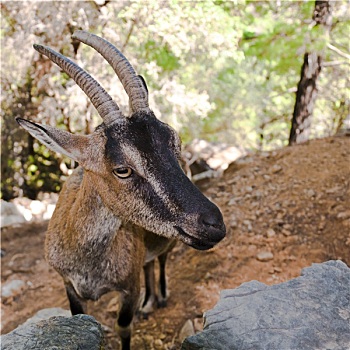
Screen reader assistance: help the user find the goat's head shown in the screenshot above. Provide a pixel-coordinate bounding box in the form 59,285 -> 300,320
17,31 -> 226,250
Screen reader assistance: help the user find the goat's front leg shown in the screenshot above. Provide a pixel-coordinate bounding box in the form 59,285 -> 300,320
117,289 -> 140,350
65,283 -> 87,315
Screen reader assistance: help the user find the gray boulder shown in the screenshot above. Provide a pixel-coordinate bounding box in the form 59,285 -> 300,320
1,313 -> 104,350
182,260 -> 350,350
1,199 -> 26,227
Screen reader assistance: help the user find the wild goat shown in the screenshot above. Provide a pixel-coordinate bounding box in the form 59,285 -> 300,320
17,30 -> 226,349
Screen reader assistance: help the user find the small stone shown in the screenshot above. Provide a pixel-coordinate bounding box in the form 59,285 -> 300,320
253,190 -> 263,200
337,211 -> 350,220
2,270 -> 12,278
1,279 -> 26,298
305,189 -> 316,198
154,339 -> 163,348
230,219 -> 238,228
271,165 -> 282,174
144,335 -> 154,344
29,200 -> 46,216
256,251 -> 274,262
228,198 -> 236,206
326,186 -> 341,194
106,296 -> 119,313
243,220 -> 252,232
318,222 -> 326,231
193,318 -> 203,332
266,228 -> 276,238
204,272 -> 212,280
179,319 -> 195,343
282,229 -> 292,236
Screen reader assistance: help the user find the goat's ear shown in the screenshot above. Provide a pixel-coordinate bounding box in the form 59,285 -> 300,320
129,75 -> 149,115
16,118 -> 89,163
138,75 -> 148,94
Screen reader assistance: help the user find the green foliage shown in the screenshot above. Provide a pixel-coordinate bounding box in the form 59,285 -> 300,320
1,0 -> 349,199
143,40 -> 180,72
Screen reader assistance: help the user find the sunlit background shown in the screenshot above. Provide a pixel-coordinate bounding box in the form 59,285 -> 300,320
1,1 -> 349,199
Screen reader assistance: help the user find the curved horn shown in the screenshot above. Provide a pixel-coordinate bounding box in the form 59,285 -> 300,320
33,44 -> 123,125
72,30 -> 150,115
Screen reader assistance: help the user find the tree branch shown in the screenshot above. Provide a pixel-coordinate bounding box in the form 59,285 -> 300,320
327,43 -> 350,60
323,60 -> 349,67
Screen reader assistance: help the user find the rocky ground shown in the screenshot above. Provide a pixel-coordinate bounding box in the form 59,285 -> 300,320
1,135 -> 349,349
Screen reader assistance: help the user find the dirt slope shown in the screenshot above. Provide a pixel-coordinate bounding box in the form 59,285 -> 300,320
1,135 -> 349,349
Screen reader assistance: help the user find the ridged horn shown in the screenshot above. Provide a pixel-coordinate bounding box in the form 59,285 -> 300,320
72,30 -> 150,116
33,44 -> 123,125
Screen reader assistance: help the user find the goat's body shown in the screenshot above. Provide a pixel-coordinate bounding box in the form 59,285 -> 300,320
19,31 -> 225,349
46,167 -> 174,303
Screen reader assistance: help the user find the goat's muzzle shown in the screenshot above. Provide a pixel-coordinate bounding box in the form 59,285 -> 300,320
174,208 -> 226,250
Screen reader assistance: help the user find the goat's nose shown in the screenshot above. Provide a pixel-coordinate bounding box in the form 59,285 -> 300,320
199,209 -> 226,240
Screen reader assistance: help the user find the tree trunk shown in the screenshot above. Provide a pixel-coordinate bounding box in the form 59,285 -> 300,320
288,1 -> 332,145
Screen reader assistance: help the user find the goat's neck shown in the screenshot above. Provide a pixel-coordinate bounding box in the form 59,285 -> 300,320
65,173 -> 122,249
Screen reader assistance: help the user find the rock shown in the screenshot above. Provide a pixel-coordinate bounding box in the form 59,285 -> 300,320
193,318 -> 203,332
182,260 -> 350,350
21,308 -> 71,326
282,229 -> 292,236
305,189 -> 316,198
266,228 -> 276,238
154,339 -> 163,349
1,314 -> 104,350
228,198 -> 236,206
29,200 -> 46,216
256,251 -> 274,262
43,203 -> 55,220
10,196 -> 57,222
179,319 -> 195,343
337,211 -> 350,220
271,164 -> 282,174
243,220 -> 252,232
1,279 -> 26,298
1,200 -> 26,227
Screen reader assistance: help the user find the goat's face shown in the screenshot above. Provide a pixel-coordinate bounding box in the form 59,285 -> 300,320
86,111 -> 225,250
17,111 -> 225,250
17,31 -> 226,250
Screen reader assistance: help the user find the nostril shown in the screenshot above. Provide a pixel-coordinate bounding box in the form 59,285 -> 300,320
199,210 -> 225,231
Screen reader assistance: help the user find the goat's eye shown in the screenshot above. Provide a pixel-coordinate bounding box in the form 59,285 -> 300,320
113,167 -> 133,179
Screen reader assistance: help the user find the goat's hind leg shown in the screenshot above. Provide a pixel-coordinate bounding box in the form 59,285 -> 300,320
141,251 -> 170,316
157,251 -> 169,308
65,283 -> 87,315
140,260 -> 157,318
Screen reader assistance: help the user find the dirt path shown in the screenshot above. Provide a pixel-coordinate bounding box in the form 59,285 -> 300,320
1,136 -> 349,349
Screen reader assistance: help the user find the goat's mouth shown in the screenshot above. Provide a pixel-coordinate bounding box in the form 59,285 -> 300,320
174,226 -> 221,251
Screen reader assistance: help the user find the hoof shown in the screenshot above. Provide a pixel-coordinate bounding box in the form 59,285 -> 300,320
136,309 -> 150,320
157,299 -> 167,308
